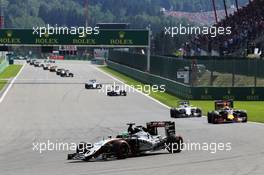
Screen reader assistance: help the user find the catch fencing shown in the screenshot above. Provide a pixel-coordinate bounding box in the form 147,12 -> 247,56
109,51 -> 264,87
108,51 -> 264,100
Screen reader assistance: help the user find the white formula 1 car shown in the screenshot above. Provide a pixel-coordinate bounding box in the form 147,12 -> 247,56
85,80 -> 102,89
170,101 -> 202,118
68,121 -> 183,161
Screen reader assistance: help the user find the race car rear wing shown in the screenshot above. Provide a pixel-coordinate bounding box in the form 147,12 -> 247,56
146,121 -> 176,137
215,100 -> 234,110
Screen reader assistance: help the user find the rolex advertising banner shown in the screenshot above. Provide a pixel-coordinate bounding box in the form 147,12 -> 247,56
0,29 -> 149,47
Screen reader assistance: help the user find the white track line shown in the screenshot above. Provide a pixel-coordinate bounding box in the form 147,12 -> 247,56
0,63 -> 25,104
92,65 -> 170,109
248,121 -> 264,125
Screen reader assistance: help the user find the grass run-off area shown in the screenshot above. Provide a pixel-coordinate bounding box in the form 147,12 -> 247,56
0,65 -> 22,91
100,66 -> 264,123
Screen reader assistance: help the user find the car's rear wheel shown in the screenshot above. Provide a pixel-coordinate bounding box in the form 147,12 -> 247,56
166,136 -> 183,153
207,113 -> 212,123
170,109 -> 175,118
171,109 -> 181,118
123,91 -> 127,96
212,115 -> 218,124
242,113 -> 248,123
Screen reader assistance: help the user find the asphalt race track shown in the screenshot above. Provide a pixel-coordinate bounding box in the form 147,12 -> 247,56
0,60 -> 263,175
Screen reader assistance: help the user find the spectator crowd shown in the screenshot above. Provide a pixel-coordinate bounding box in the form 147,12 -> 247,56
190,0 -> 264,57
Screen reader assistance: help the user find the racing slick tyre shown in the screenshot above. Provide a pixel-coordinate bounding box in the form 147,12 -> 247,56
243,117 -> 248,123
166,136 -> 183,153
242,113 -> 248,123
170,109 -> 176,118
119,91 -> 126,96
170,109 -> 181,118
96,84 -> 102,89
113,142 -> 130,159
196,109 -> 202,117
122,91 -> 127,96
211,115 -> 218,124
207,112 -> 212,123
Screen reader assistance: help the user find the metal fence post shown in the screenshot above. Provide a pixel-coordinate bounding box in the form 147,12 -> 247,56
254,58 -> 257,87
147,28 -> 151,72
232,58 -> 235,87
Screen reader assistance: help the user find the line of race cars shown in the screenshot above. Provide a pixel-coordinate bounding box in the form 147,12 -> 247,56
170,99 -> 247,124
71,77 -> 247,161
27,59 -> 74,77
68,99 -> 247,162
83,77 -> 247,124
83,76 -> 247,123
25,59 -> 246,161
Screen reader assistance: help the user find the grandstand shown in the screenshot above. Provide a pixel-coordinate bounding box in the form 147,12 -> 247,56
189,0 -> 264,57
163,9 -> 236,26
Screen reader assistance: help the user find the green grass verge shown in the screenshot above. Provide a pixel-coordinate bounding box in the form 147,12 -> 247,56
0,65 -> 22,91
100,66 -> 264,123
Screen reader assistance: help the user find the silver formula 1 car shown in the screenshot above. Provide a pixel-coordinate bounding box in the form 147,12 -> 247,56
67,121 -> 183,161
170,101 -> 202,118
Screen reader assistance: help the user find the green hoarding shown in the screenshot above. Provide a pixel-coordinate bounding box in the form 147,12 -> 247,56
108,60 -> 264,101
0,29 -> 149,47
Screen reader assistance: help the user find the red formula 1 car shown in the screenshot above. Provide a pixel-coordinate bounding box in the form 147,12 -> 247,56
207,100 -> 247,124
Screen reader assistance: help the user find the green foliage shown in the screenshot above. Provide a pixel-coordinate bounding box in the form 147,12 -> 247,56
2,0 -> 249,54
3,0 -> 249,28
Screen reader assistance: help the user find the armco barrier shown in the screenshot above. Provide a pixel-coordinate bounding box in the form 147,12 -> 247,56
0,60 -> 9,74
109,51 -> 147,71
107,60 -> 192,99
109,50 -> 264,81
107,60 -> 264,100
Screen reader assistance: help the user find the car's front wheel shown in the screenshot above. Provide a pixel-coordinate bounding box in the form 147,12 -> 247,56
113,142 -> 130,159
242,113 -> 248,123
196,109 -> 202,117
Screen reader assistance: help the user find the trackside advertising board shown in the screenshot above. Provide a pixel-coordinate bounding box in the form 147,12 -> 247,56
0,29 -> 149,47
